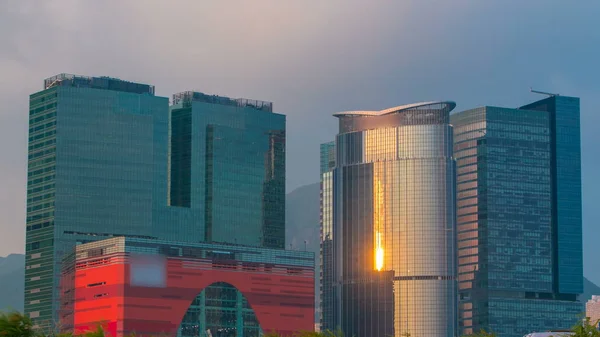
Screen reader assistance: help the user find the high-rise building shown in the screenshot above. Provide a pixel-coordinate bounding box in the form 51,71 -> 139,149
25,75 -> 288,329
167,91 -> 285,249
320,102 -> 458,337
451,95 -> 583,337
26,74 -> 169,326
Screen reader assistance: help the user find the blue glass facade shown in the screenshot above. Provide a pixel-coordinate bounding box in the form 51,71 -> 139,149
451,97 -> 583,337
520,96 -> 583,296
26,74 -> 169,326
167,91 -> 286,249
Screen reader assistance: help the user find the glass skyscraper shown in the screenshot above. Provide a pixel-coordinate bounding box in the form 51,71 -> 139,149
167,91 -> 285,249
320,102 -> 458,337
451,95 -> 583,337
26,74 -> 169,327
25,75 -> 287,330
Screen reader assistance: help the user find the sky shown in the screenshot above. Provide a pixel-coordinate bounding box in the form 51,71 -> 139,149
1,1 -> 599,282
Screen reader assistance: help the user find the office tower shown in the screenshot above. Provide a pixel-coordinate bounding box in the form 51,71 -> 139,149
451,95 -> 583,337
60,237 -> 314,337
26,74 -> 169,327
168,91 -> 286,249
320,102 -> 458,337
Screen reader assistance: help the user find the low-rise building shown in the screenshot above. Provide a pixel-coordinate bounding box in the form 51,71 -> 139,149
60,237 -> 315,337
587,295 -> 600,326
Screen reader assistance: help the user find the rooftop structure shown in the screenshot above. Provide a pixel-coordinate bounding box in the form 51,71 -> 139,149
333,101 -> 456,133
43,73 -> 155,95
333,101 -> 456,117
172,91 -> 273,112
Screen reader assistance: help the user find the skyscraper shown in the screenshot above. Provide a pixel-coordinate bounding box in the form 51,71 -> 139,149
451,95 -> 583,337
167,91 -> 285,249
25,75 -> 287,329
26,74 -> 169,326
320,102 -> 458,337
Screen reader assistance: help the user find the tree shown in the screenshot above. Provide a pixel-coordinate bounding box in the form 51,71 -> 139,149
82,326 -> 105,337
264,330 -> 345,337
0,311 -> 37,337
570,317 -> 600,337
461,329 -> 497,337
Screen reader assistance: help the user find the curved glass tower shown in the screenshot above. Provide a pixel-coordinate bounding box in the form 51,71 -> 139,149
320,102 -> 457,337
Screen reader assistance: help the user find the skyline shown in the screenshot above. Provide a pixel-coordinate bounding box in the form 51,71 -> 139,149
1,0 -> 600,287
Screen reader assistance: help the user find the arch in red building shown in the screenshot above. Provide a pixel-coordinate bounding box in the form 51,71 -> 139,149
122,259 -> 314,337
174,281 -> 261,336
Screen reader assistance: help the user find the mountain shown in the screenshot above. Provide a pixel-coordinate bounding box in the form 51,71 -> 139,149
285,182 -> 321,322
286,182 -> 320,253
583,277 -> 600,303
0,253 -> 24,312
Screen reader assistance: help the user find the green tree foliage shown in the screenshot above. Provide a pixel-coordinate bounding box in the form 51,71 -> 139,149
461,329 -> 497,337
0,311 -> 36,337
265,330 -> 344,337
81,326 -> 104,337
570,317 -> 600,337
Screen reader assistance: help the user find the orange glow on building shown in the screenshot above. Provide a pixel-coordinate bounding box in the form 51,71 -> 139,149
374,179 -> 384,271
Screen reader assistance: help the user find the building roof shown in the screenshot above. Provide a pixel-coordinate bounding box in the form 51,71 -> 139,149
43,73 -> 155,95
333,101 -> 456,117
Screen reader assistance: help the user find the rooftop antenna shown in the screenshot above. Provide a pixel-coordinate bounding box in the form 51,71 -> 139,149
530,87 -> 559,97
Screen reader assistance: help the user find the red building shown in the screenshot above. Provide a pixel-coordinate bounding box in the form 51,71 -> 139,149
61,237 -> 315,337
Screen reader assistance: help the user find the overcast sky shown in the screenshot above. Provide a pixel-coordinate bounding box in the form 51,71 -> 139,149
1,0 -> 599,282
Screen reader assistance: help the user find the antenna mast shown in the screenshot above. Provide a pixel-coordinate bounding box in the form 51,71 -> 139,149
530,87 -> 559,97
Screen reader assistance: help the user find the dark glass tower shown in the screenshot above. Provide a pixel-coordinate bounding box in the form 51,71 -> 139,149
451,95 -> 583,337
25,74 -> 169,326
167,91 -> 286,249
321,102 -> 458,337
